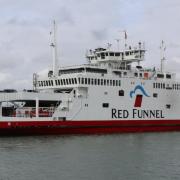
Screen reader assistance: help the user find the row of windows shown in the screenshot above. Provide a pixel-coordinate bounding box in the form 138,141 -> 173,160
79,78 -> 121,86
153,83 -> 166,89
38,78 -> 121,87
172,84 -> 180,90
153,83 -> 180,90
38,80 -> 54,87
157,74 -> 171,79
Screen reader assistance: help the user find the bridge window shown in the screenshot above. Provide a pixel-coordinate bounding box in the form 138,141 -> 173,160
66,79 -> 69,85
88,78 -> 90,85
91,79 -> 94,85
85,78 -> 87,84
115,53 -> 120,56
63,79 -> 66,85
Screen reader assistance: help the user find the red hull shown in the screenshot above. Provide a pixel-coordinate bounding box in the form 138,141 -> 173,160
1,120 -> 180,135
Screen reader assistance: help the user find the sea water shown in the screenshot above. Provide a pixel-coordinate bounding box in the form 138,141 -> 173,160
0,133 -> 179,180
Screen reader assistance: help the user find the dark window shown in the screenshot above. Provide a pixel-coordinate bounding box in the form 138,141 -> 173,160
110,80 -> 112,86
113,80 -> 115,86
66,79 -> 68,85
157,74 -> 164,78
55,80 -> 58,86
98,79 -> 100,85
85,78 -> 87,84
102,103 -> 109,108
74,78 -> 77,84
166,104 -> 171,109
139,73 -> 142,77
81,78 -> 84,84
94,79 -> 97,85
110,53 -> 114,56
78,78 -> 80,84
163,83 -> 165,89
134,73 -> 138,77
72,79 -> 74,84
51,80 -> 53,86
119,80 -> 121,86
101,79 -> 103,85
107,80 -> 109,86
124,72 -> 127,76
88,78 -> 91,85
153,93 -> 158,98
119,90 -> 124,96
63,79 -> 66,85
115,53 -> 120,56
125,52 -> 129,56
166,74 -> 171,79
91,79 -> 94,85
153,83 -> 155,88
104,79 -> 106,85
116,80 -> 118,86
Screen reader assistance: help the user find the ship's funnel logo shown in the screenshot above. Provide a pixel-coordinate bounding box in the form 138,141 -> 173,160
130,85 -> 150,107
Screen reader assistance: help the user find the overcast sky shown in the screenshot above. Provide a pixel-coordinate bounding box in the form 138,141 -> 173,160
0,0 -> 180,89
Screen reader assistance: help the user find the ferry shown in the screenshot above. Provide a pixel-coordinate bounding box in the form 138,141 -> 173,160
0,22 -> 180,135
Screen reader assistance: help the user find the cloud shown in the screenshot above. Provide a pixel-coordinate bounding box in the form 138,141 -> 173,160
91,29 -> 108,41
0,0 -> 180,89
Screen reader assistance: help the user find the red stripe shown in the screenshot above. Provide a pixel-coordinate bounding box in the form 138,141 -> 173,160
0,119 -> 180,135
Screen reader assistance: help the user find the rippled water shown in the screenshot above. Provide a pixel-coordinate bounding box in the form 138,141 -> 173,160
0,133 -> 180,180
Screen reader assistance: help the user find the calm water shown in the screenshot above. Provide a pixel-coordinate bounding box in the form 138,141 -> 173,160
0,133 -> 180,180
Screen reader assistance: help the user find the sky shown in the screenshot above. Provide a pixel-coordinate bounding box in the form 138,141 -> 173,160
0,0 -> 180,89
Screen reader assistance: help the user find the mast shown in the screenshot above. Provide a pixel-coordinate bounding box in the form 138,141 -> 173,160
50,20 -> 58,77
160,40 -> 166,73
